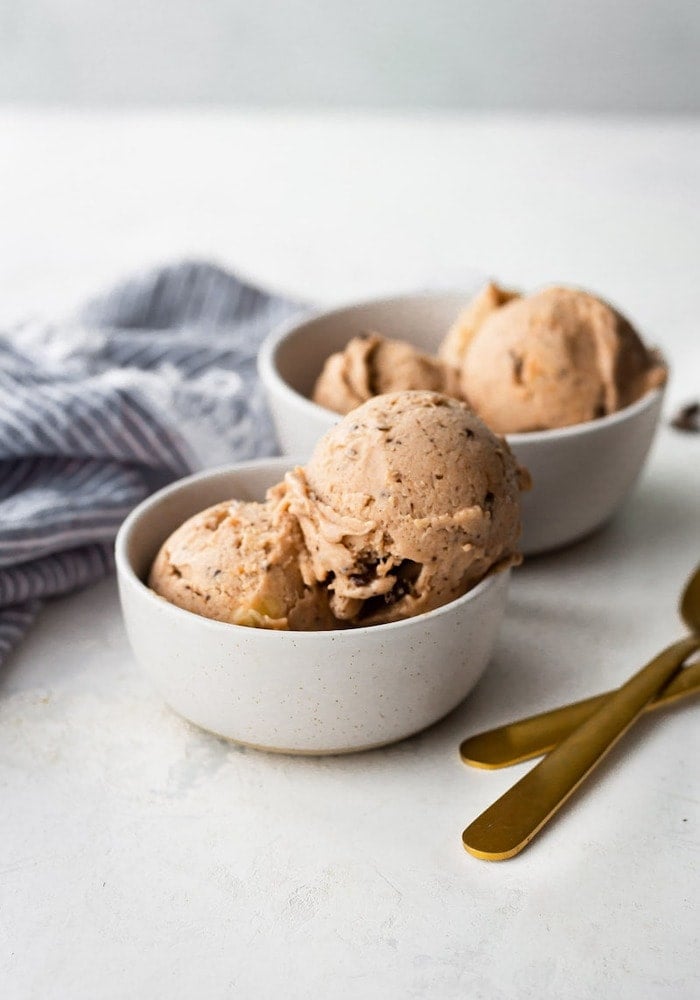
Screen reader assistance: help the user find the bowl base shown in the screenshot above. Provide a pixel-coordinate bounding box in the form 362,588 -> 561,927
169,702 -> 448,757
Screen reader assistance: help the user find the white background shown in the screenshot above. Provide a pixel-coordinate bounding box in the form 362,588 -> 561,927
2,0 -> 700,111
2,109 -> 699,406
2,4 -> 700,996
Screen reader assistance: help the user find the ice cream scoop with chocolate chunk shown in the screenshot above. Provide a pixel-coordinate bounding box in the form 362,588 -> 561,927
148,495 -> 336,630
283,391 -> 528,626
312,333 -> 462,415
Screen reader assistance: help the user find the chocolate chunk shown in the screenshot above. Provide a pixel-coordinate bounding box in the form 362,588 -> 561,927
671,402 -> 700,433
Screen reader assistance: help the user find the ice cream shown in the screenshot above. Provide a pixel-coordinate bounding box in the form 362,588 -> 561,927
148,496 -> 336,630
440,282 -> 520,370
283,391 -> 527,626
441,284 -> 667,434
312,333 -> 462,415
309,283 -> 665,435
150,388 -> 528,632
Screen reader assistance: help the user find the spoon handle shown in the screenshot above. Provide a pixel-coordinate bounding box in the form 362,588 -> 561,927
460,640 -> 700,769
462,636 -> 698,861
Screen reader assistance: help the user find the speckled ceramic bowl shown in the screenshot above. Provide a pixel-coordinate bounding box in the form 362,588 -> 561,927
115,458 -> 510,754
258,292 -> 665,555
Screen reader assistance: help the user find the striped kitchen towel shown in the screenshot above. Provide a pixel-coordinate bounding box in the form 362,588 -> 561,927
0,261 -> 300,665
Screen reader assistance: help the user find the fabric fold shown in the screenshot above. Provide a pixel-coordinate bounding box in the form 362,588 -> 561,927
0,261 -> 299,665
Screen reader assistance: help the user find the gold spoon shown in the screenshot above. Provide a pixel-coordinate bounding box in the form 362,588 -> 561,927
462,565 -> 700,861
460,563 -> 700,769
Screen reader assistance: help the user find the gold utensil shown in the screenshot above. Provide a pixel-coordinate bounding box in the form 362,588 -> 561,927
461,563 -> 700,769
462,564 -> 700,861
461,661 -> 700,769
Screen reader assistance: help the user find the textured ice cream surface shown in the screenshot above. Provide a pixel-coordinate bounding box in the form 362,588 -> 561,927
283,391 -> 527,626
148,496 -> 335,630
444,284 -> 667,434
312,333 -> 462,415
439,282 -> 520,370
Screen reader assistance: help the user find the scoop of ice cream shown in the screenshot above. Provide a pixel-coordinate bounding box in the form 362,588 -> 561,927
149,496 -> 336,630
439,282 -> 520,369
445,285 -> 667,434
283,391 -> 527,626
312,333 -> 462,415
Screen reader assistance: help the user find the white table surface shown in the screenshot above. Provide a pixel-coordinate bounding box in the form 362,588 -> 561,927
1,110 -> 699,1000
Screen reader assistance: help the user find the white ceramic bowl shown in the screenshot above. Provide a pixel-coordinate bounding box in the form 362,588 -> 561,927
259,292 -> 665,555
115,458 -> 510,754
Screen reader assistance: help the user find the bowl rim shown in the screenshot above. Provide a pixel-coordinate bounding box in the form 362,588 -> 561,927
115,456 -> 510,640
258,289 -> 666,445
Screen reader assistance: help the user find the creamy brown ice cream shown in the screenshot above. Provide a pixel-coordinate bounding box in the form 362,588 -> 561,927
283,391 -> 527,626
312,333 -> 462,415
442,284 -> 667,434
149,496 -> 336,630
440,282 -> 520,370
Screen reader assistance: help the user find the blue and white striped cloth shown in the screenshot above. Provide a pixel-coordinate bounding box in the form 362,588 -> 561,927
0,262 -> 299,665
